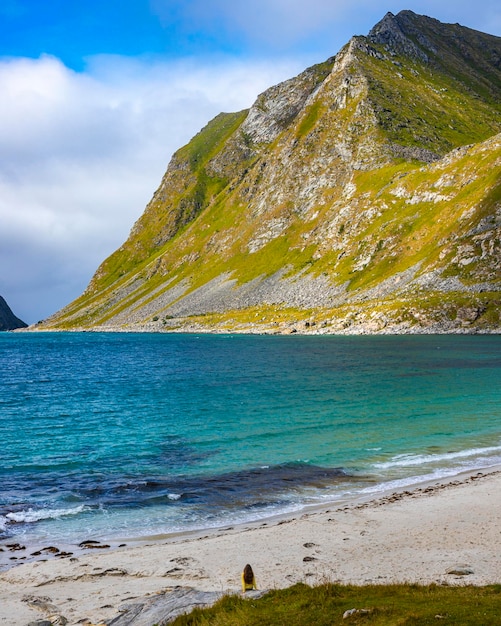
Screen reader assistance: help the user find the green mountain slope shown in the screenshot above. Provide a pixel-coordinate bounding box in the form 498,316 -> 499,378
41,11 -> 501,334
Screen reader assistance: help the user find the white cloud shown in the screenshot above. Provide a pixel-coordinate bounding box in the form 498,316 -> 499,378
0,53 -> 306,323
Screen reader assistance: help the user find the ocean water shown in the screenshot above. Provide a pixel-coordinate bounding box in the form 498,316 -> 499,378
1,332 -> 500,560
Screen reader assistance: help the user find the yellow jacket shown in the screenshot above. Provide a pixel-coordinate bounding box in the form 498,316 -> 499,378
241,572 -> 257,592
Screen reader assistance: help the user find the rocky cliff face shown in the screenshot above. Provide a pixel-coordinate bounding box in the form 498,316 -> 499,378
0,296 -> 27,331
41,11 -> 501,334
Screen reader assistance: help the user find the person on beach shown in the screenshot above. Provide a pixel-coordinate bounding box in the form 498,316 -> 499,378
241,563 -> 257,592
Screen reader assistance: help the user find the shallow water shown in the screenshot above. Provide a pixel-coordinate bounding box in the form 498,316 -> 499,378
1,332 -> 500,552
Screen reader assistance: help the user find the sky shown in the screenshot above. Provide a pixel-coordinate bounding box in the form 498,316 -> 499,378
1,1 -> 500,324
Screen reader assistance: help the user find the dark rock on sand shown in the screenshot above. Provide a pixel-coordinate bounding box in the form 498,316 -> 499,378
446,565 -> 474,576
79,540 -> 110,549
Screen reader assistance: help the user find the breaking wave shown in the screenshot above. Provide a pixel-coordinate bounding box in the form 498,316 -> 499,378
4,505 -> 89,525
372,444 -> 501,470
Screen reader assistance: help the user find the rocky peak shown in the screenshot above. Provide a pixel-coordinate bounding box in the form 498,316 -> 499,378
369,10 -> 501,103
0,295 -> 27,331
368,11 -> 431,61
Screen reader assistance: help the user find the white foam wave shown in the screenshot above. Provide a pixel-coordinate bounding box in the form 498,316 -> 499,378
361,455 -> 501,497
167,493 -> 181,501
358,468 -> 463,496
0,516 -> 7,533
5,505 -> 88,524
373,444 -> 501,470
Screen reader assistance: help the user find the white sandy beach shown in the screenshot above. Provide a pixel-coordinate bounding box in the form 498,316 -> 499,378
1,469 -> 500,625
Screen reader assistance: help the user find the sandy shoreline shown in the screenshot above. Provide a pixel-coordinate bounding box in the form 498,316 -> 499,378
1,468 -> 500,625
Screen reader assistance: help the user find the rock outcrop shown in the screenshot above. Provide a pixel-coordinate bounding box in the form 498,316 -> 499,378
107,587 -> 222,626
0,295 -> 27,331
39,11 -> 501,334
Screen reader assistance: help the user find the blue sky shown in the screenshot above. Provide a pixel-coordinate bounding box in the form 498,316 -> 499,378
1,1 -> 500,323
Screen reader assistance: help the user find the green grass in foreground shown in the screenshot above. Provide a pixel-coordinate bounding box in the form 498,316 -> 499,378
168,583 -> 501,626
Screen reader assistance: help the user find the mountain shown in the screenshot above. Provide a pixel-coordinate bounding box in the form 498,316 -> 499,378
0,295 -> 27,331
40,11 -> 501,334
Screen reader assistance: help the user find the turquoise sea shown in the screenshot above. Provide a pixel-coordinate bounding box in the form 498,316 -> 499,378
1,332 -> 500,565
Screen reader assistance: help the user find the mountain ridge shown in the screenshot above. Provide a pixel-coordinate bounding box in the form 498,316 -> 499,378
38,11 -> 501,334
